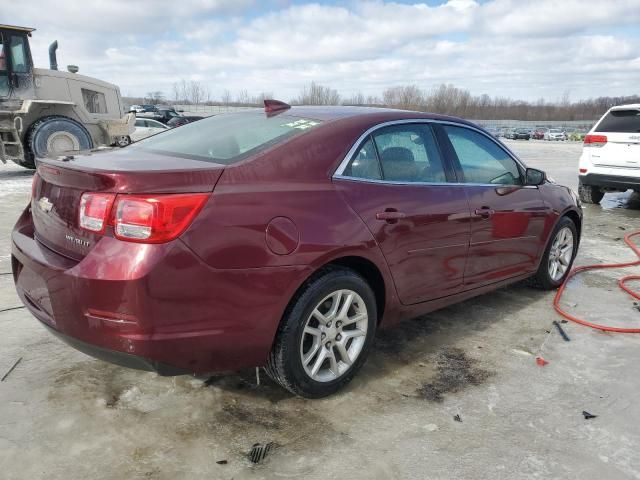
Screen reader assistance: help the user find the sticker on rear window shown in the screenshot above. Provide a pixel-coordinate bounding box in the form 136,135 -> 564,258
281,119 -> 321,130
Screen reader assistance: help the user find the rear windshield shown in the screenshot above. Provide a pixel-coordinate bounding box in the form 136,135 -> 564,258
135,112 -> 322,164
596,109 -> 640,133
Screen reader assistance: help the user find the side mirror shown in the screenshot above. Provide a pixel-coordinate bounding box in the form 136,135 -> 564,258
525,168 -> 546,186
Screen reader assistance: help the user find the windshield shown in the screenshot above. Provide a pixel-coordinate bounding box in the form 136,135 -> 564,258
596,110 -> 640,133
134,112 -> 323,164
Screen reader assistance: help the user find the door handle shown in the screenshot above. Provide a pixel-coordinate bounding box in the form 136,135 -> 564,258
474,207 -> 495,219
376,210 -> 406,222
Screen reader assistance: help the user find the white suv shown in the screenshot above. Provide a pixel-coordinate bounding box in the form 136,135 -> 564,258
544,128 -> 567,141
578,104 -> 640,204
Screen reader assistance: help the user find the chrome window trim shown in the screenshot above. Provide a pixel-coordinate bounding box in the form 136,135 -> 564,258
335,174 -> 538,189
332,118 -> 528,186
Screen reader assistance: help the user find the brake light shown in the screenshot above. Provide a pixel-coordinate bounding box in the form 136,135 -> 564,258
79,192 -> 209,242
79,193 -> 116,233
584,134 -> 607,147
111,193 -> 209,243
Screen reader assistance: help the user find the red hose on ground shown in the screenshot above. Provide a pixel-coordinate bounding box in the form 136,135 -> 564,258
553,230 -> 640,333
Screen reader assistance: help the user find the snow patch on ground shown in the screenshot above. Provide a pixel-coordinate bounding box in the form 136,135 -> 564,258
0,164 -> 33,198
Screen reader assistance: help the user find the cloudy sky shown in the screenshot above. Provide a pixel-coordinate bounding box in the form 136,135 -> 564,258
4,0 -> 640,102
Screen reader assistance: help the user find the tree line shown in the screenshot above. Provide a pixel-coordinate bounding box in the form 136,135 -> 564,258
125,80 -> 639,121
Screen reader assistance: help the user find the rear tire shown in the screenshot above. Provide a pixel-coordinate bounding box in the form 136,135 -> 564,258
578,185 -> 604,204
26,115 -> 93,163
266,267 -> 377,398
528,217 -> 578,290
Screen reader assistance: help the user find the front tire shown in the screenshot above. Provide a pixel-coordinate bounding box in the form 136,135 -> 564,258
266,267 -> 377,398
578,185 -> 604,204
528,217 -> 578,290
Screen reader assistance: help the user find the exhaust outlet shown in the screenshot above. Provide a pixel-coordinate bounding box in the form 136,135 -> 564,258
49,41 -> 58,71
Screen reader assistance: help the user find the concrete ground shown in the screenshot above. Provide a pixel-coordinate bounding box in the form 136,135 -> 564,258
1,140 -> 639,480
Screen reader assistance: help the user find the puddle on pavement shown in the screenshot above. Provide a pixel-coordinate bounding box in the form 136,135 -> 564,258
417,347 -> 492,402
600,191 -> 640,211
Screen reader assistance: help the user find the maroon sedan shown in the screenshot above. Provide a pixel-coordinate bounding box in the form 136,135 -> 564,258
12,101 -> 582,397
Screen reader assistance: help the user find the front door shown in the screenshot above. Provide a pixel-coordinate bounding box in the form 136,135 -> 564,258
438,124 -> 549,288
335,122 -> 471,305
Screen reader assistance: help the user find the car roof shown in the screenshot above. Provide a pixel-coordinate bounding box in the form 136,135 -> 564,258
260,105 -> 481,129
610,104 -> 640,111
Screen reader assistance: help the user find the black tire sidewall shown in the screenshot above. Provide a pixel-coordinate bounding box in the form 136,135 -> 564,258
278,270 -> 377,398
578,185 -> 604,204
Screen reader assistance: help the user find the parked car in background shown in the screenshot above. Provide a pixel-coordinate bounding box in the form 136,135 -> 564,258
138,106 -> 182,124
131,118 -> 168,141
544,129 -> 567,141
532,128 -> 546,140
14,102 -> 582,397
569,130 -> 587,142
506,128 -> 531,140
578,104 -> 640,204
167,115 -> 205,128
128,104 -> 159,113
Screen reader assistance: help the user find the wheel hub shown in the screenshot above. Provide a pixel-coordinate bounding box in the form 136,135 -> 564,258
548,226 -> 574,282
46,131 -> 80,154
299,289 -> 368,383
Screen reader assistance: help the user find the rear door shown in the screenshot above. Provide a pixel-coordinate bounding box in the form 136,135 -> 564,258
335,122 -> 471,305
437,124 -> 549,288
591,107 -> 640,169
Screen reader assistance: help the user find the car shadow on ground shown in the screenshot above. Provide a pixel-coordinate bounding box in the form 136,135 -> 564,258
207,280 -> 548,402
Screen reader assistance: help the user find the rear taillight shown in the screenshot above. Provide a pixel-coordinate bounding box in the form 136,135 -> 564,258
584,134 -> 607,147
112,194 -> 209,243
79,192 -> 209,243
80,193 -> 116,233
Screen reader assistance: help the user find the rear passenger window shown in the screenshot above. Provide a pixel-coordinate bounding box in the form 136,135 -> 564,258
345,124 -> 446,183
595,110 -> 640,133
373,125 -> 445,183
344,138 -> 382,180
444,125 -> 522,185
374,124 -> 446,183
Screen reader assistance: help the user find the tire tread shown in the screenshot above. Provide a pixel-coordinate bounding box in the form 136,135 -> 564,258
265,266 -> 376,398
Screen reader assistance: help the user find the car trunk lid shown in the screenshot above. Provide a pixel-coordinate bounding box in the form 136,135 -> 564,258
32,149 -> 224,260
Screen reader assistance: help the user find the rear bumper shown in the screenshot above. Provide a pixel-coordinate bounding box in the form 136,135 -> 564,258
579,173 -> 640,191
12,208 -> 312,375
42,322 -> 189,375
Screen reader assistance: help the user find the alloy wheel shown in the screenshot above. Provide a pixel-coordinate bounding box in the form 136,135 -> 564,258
300,289 -> 368,383
548,226 -> 574,282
